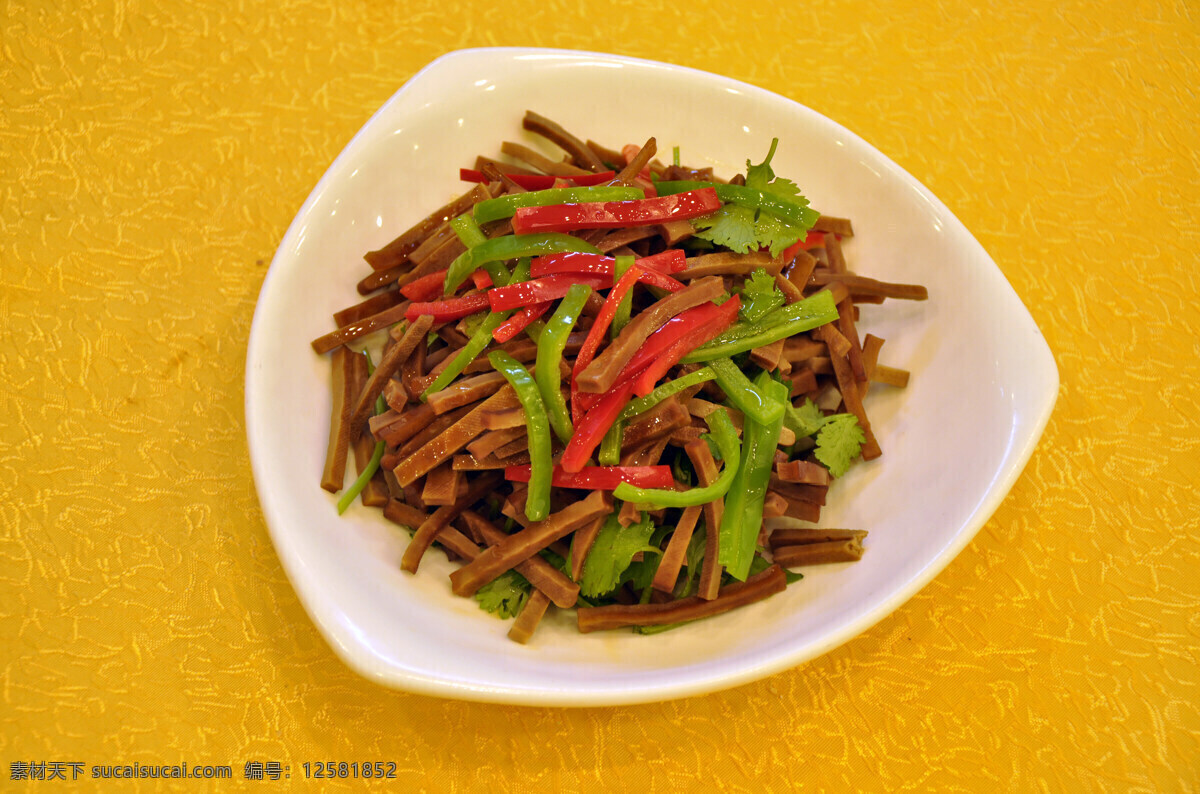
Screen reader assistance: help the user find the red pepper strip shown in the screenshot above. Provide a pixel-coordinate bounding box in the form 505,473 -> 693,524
572,264 -> 645,378
510,188 -> 721,235
405,292 -> 490,323
492,301 -> 551,343
399,269 -> 450,301
487,273 -> 610,312
630,299 -> 740,396
621,297 -> 740,384
633,176 -> 658,198
458,168 -> 618,189
560,379 -> 635,473
471,269 -> 494,290
504,464 -> 674,490
780,231 -> 827,264
530,249 -> 686,279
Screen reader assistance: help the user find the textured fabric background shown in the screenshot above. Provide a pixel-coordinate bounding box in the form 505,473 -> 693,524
2,0 -> 1197,790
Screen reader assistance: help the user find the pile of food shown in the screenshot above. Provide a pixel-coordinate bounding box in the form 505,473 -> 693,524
310,111 -> 927,643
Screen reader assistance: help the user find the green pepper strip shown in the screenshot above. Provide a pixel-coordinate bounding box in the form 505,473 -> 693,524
717,375 -> 786,580
612,408 -> 741,508
654,180 -> 820,229
444,233 -> 600,296
488,351 -> 552,522
597,420 -> 622,465
421,261 -> 531,400
611,255 -> 635,338
536,283 -> 592,444
451,213 -> 487,247
451,213 -> 512,287
681,291 -> 838,363
337,351 -> 387,514
708,358 -> 783,425
473,186 -> 645,225
617,367 -> 716,422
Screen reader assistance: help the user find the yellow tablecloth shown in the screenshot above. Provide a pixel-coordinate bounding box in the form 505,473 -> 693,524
4,0 -> 1197,789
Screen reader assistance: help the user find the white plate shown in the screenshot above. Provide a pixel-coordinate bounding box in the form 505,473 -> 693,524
245,48 -> 1058,705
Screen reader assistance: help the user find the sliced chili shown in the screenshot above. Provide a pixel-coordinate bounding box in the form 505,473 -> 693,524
492,301 -> 551,343
405,292 -> 490,323
459,168 -> 617,190
510,188 -> 721,235
487,273 -> 610,312
504,465 -> 674,490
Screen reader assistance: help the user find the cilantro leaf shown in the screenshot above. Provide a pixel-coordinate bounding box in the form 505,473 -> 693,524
785,398 -> 827,439
813,413 -> 865,477
738,268 -> 785,323
753,211 -> 804,258
692,139 -> 809,257
473,570 -> 531,619
784,569 -> 805,584
579,513 -> 659,598
692,203 -> 757,253
743,138 -> 780,192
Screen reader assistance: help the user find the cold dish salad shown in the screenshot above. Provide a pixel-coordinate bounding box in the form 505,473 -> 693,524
311,112 -> 927,643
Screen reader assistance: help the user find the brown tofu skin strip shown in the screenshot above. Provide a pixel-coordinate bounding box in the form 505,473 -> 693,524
522,111 -> 607,172
466,426 -> 526,460
762,491 -> 789,519
394,405 -> 474,461
374,402 -> 435,447
347,314 -> 433,436
775,459 -> 831,486
421,464 -> 462,507
400,472 -> 501,574
836,294 -> 868,382
814,323 -> 882,461
808,272 -> 929,302
824,231 -> 848,275
425,370 -> 508,416
684,438 -> 724,601
860,333 -> 884,379
770,528 -> 867,547
749,338 -> 786,371
680,251 -> 782,279
383,498 -> 429,530
364,183 -> 492,271
651,505 -> 702,593
452,452 -> 526,471
612,137 -> 656,185
320,348 -> 357,493
813,215 -> 854,237
568,516 -> 606,581
585,139 -> 627,168
769,477 -> 829,506
872,365 -> 911,388
773,539 -> 864,567
383,378 -> 409,412
481,406 -> 527,431
311,301 -> 411,354
577,565 -> 787,633
449,491 -> 612,598
462,512 -> 579,609
787,249 -> 819,295
500,141 -> 591,176
357,265 -> 403,295
507,589 -> 552,645
352,432 -> 390,507
576,277 -> 725,393
393,386 -> 520,486
771,493 -> 822,522
333,289 -> 405,327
